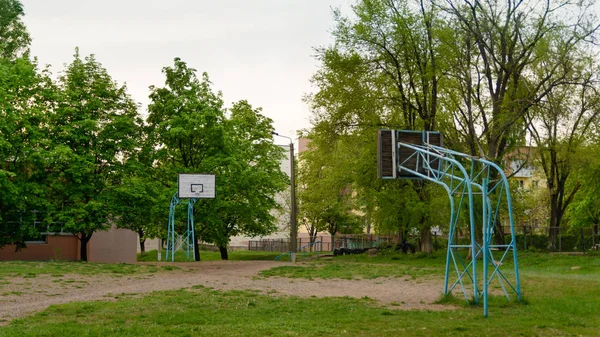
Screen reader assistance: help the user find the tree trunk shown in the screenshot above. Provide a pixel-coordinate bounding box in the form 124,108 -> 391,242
549,192 -> 559,251
139,239 -> 146,256
193,235 -> 200,261
218,245 -> 228,260
493,219 -> 506,246
80,234 -> 92,262
420,227 -> 433,254
137,228 -> 146,256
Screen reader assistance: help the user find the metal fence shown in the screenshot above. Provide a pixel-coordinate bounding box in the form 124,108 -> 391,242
333,234 -> 399,250
248,239 -> 290,252
248,236 -> 333,252
508,226 -> 599,252
248,227 -> 600,253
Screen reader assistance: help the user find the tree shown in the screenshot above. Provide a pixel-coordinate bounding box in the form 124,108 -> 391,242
0,0 -> 51,248
306,0 -> 451,252
107,123 -> 170,256
0,0 -> 30,59
0,56 -> 55,248
47,50 -> 141,261
297,134 -> 364,245
109,175 -> 169,256
201,101 -> 288,260
306,0 -> 600,251
148,59 -> 287,260
565,144 -> 600,235
147,58 -> 228,261
441,0 -> 600,244
526,63 -> 600,249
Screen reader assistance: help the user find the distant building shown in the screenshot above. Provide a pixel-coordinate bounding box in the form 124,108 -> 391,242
504,146 -> 548,228
0,224 -> 137,263
504,146 -> 546,190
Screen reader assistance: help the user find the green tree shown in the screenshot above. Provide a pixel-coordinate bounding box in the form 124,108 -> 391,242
566,143 -> 600,233
306,0 -> 600,251
306,0 -> 452,252
525,59 -> 600,249
148,59 -> 287,260
47,50 -> 141,261
0,57 -> 55,248
0,0 -> 51,248
200,101 -> 288,260
297,134 -> 364,245
109,175 -> 169,256
147,58 -> 228,260
0,0 -> 30,59
442,0 -> 600,244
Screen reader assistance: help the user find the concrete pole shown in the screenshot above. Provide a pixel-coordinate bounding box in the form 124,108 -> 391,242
289,141 -> 297,263
273,132 -> 297,263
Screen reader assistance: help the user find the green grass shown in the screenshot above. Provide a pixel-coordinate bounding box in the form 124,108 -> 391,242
138,249 -> 282,262
0,261 -> 163,279
1,251 -> 600,336
260,260 -> 437,280
1,281 -> 598,337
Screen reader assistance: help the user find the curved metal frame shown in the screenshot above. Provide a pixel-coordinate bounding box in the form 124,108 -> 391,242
165,193 -> 198,262
396,141 -> 521,317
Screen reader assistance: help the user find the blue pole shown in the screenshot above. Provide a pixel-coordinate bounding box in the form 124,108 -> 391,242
483,178 -> 489,317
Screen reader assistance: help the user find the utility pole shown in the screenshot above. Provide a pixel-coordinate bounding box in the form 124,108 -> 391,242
272,132 -> 297,263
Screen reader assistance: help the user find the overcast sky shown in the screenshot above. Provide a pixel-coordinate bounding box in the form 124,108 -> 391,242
20,0 -> 353,141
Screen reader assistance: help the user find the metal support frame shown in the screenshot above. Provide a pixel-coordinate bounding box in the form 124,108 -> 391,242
165,193 -> 198,262
396,140 -> 521,317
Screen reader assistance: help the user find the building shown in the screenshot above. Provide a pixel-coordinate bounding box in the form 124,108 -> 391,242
0,224 -> 138,263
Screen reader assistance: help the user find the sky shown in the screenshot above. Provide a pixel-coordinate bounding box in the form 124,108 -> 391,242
20,0 -> 353,142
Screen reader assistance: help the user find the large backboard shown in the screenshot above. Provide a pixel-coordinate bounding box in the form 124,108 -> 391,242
377,130 -> 443,179
377,129 -> 397,179
178,174 -> 216,199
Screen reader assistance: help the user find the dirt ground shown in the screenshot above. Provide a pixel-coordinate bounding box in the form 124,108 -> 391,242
0,260 -> 453,325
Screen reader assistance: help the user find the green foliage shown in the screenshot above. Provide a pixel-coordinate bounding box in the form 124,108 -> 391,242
297,134 -> 364,238
568,143 -> 600,228
45,50 -> 141,260
147,58 -> 288,258
200,100 -> 288,250
0,55 -> 55,247
147,58 -> 227,173
0,0 -> 31,59
108,175 -> 170,253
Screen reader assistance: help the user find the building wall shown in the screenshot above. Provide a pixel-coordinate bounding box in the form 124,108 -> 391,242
88,225 -> 137,263
0,234 -> 79,261
0,225 -> 137,263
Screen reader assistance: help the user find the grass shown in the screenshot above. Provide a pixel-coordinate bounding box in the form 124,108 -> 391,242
0,261 -> 164,279
1,251 -> 599,336
138,249 -> 282,262
259,258 -> 439,280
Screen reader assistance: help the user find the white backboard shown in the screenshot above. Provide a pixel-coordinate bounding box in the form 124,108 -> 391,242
178,174 -> 216,199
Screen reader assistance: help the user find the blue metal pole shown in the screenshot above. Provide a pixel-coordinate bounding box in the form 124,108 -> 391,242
188,198 -> 197,261
396,143 -> 476,301
483,178 -> 489,317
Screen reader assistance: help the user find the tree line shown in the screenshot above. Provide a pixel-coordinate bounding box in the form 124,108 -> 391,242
299,0 -> 600,252
0,0 -> 288,260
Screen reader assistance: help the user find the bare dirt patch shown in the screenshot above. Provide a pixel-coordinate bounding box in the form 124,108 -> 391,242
0,260 -> 452,325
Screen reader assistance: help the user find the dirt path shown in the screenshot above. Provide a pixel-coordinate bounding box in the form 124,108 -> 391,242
0,260 -> 451,325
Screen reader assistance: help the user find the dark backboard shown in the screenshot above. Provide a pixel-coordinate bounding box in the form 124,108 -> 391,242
377,130 -> 443,179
